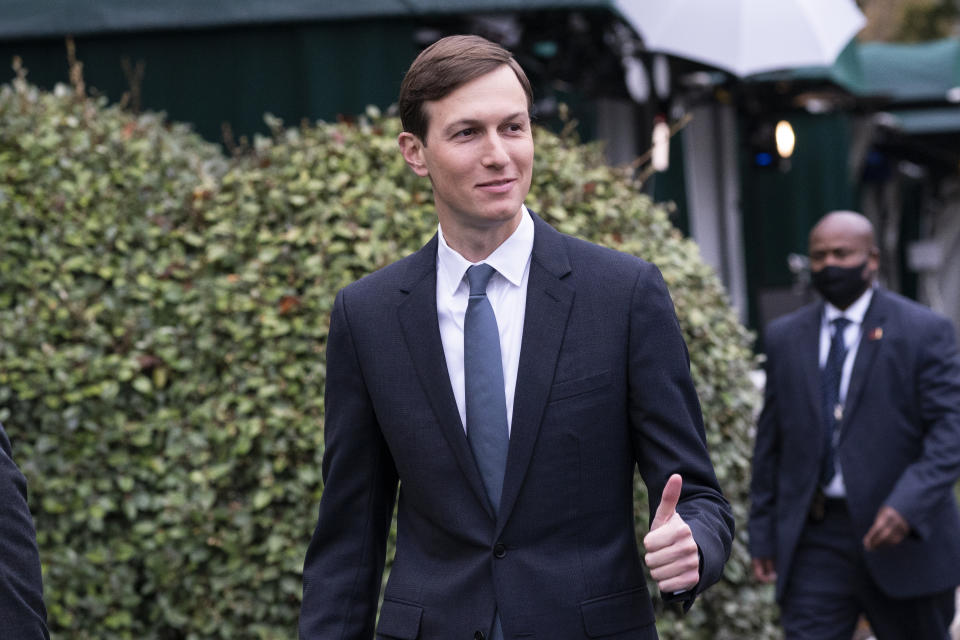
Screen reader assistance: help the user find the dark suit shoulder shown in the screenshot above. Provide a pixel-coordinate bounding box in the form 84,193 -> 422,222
0,425 -> 31,525
550,231 -> 664,296
0,424 -> 50,640
559,231 -> 651,269
764,302 -> 819,340
874,288 -> 952,326
554,235 -> 678,318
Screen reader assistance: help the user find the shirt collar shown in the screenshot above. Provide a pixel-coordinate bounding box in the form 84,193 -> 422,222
436,206 -> 534,295
824,285 -> 874,326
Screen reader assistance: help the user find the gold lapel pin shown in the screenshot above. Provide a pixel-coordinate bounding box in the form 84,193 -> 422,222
869,327 -> 883,341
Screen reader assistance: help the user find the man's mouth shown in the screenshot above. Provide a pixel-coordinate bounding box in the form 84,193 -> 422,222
477,178 -> 516,192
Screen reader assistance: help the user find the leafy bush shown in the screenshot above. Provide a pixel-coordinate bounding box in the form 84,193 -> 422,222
0,71 -> 776,639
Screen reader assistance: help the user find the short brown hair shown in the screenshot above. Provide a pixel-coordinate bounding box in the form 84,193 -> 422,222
398,34 -> 533,142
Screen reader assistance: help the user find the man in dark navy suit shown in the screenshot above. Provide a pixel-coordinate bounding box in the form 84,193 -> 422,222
0,422 -> 50,640
749,211 -> 960,639
299,35 -> 733,639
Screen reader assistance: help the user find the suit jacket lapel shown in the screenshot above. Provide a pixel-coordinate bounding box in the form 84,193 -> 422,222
397,236 -> 494,519
840,289 -> 886,439
798,303 -> 823,429
497,215 -> 574,533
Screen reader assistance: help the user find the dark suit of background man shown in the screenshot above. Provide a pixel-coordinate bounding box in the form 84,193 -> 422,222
0,422 -> 50,640
749,211 -> 960,639
298,35 -> 733,640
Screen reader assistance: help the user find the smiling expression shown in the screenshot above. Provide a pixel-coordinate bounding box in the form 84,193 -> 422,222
398,64 -> 534,258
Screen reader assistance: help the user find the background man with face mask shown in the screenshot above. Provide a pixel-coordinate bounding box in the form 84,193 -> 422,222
748,210 -> 960,639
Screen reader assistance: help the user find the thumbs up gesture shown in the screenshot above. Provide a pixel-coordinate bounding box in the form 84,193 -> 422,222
642,474 -> 701,594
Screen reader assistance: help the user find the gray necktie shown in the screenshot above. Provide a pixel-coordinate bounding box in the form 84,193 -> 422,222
465,264 -> 507,640
464,264 -> 509,514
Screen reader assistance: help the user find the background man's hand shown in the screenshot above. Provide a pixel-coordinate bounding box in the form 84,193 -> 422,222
863,505 -> 909,550
643,474 -> 700,593
751,557 -> 777,584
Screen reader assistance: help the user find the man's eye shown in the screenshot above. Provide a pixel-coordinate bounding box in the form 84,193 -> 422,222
455,128 -> 476,138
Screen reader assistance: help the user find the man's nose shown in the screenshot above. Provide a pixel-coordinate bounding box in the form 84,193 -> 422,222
822,252 -> 843,267
481,133 -> 510,167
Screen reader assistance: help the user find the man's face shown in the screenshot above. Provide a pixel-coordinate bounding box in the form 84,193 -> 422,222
808,219 -> 877,275
399,65 -> 533,244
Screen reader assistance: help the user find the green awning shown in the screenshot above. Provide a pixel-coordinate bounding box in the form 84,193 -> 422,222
750,37 -> 960,104
857,38 -> 960,102
883,108 -> 960,134
0,0 -> 614,40
749,40 -> 866,92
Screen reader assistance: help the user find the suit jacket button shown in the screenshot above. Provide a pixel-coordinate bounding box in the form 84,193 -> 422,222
493,543 -> 506,558
474,631 -> 485,640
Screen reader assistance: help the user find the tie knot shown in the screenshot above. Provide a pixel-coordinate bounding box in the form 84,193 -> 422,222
466,264 -> 496,296
831,317 -> 851,334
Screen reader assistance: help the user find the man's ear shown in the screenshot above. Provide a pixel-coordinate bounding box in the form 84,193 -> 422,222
398,132 -> 429,177
867,245 -> 880,276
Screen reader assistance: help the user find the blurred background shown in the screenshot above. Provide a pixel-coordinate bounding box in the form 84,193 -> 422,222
2,0 -> 958,341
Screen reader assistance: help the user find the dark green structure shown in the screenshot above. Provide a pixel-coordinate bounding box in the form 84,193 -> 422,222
0,1 -> 623,143
3,1 -> 957,333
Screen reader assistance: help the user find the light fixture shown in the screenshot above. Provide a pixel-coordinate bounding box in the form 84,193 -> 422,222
623,56 -> 650,103
652,54 -> 671,101
651,116 -> 670,172
775,120 -> 796,159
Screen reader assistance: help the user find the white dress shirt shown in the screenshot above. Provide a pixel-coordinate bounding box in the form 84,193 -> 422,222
820,286 -> 874,497
436,207 -> 534,436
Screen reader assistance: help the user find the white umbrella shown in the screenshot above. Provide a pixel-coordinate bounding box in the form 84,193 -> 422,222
615,0 -> 866,77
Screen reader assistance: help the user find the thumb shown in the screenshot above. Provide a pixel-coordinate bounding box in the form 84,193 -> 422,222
651,474 -> 682,530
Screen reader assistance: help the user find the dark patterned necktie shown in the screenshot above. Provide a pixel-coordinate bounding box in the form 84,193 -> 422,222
820,316 -> 851,485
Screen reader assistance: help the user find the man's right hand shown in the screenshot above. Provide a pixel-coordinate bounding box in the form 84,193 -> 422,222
751,557 -> 776,584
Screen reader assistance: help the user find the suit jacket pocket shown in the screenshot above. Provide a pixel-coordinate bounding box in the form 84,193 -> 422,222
548,370 -> 611,403
580,587 -> 654,638
376,599 -> 423,639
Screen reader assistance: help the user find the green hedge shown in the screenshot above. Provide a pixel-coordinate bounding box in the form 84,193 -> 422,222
0,70 -> 777,639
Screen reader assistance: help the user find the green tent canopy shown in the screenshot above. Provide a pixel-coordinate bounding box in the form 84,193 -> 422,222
751,37 -> 960,104
857,37 -> 960,103
0,0 -> 615,39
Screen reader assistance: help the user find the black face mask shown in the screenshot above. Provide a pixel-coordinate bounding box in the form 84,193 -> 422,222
810,260 -> 870,309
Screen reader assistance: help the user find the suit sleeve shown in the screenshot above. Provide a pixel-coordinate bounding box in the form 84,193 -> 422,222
884,313 -> 960,539
299,289 -> 399,640
0,424 -> 50,640
627,262 -> 734,600
747,328 -> 780,560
